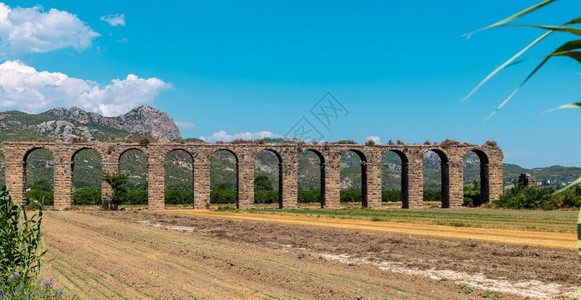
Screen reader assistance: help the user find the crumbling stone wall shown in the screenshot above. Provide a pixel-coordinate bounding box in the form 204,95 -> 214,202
0,141 -> 503,210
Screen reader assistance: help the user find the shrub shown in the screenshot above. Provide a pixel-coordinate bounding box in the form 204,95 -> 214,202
0,186 -> 45,287
423,190 -> 442,202
254,190 -> 278,204
365,140 -> 376,147
26,190 -> 54,206
139,138 -> 150,146
298,191 -> 321,203
73,189 -> 101,205
382,190 -> 401,202
463,180 -> 481,207
340,190 -> 361,202
211,189 -> 236,204
165,190 -> 193,205
492,184 -> 565,210
124,190 -> 148,205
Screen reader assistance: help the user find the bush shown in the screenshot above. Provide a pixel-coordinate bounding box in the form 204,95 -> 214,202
254,190 -> 278,204
382,190 -> 401,202
73,189 -> 101,205
493,184 -> 563,210
211,189 -> 236,204
298,191 -> 321,203
165,190 -> 193,205
340,190 -> 361,202
123,190 -> 148,205
463,180 -> 481,207
26,190 -> 54,206
423,190 -> 442,202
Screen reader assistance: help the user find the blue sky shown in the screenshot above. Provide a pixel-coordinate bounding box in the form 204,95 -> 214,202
0,1 -> 580,168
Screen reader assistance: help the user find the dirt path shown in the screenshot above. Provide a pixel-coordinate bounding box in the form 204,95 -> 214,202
43,211 -> 526,299
164,209 -> 577,250
90,210 -> 581,299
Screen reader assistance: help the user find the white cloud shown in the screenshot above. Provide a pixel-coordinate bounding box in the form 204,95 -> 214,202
175,121 -> 196,130
100,13 -> 125,27
0,3 -> 99,57
200,130 -> 279,142
367,136 -> 381,144
0,60 -> 171,116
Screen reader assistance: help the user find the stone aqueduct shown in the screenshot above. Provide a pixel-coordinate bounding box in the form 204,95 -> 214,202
0,141 -> 503,210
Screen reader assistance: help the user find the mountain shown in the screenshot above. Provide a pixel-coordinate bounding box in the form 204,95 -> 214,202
0,106 -> 182,142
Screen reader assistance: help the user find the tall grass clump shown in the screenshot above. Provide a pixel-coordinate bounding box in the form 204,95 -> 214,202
0,186 -> 72,298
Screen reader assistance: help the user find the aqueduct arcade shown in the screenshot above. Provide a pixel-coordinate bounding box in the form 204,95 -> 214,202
0,141 -> 503,210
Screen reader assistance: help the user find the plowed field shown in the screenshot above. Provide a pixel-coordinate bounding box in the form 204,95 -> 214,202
42,210 -> 581,299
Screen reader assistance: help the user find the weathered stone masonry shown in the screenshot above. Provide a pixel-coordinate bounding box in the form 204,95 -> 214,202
0,141 -> 503,210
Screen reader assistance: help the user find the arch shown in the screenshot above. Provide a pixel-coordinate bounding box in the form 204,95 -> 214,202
72,148 -> 102,206
297,149 -> 325,208
164,149 -> 194,207
422,148 -> 450,208
381,150 -> 406,207
210,149 -> 239,208
119,148 -> 149,206
254,149 -> 282,207
70,147 -> 103,163
463,149 -> 491,206
339,150 -> 367,207
24,147 -> 55,206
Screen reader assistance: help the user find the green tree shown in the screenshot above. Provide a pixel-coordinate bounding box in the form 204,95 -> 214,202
31,178 -> 52,192
254,174 -> 274,191
101,172 -> 128,210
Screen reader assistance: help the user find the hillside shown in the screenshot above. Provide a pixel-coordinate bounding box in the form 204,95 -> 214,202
0,106 -> 182,142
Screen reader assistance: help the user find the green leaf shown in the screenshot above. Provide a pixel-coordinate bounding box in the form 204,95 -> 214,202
483,39 -> 581,119
545,102 -> 581,113
461,30 -> 552,102
464,0 -> 558,38
501,24 -> 581,37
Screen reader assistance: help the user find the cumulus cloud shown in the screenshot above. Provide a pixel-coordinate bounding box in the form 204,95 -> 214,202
367,136 -> 381,144
100,13 -> 125,27
200,130 -> 279,142
0,60 -> 171,116
175,121 -> 196,130
0,3 -> 99,57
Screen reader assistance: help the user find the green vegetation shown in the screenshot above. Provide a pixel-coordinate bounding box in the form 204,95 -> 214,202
0,186 -> 71,298
243,207 -> 576,232
101,172 -> 129,210
492,183 -> 581,210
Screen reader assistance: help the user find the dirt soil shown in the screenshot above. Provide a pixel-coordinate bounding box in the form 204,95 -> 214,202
76,210 -> 581,299
41,211 -> 532,300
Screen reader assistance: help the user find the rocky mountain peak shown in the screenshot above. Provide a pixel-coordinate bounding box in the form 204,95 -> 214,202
2,106 -> 182,142
117,106 -> 182,142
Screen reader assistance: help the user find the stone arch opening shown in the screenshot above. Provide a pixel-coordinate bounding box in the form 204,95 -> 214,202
382,150 -> 406,207
463,149 -> 490,206
164,149 -> 194,207
298,150 -> 324,208
339,150 -> 367,207
210,149 -> 238,207
254,149 -> 282,207
24,148 -> 55,206
72,148 -> 102,206
119,149 -> 148,206
423,149 -> 450,208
